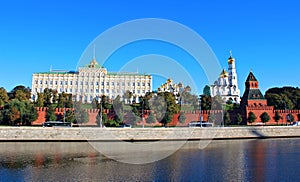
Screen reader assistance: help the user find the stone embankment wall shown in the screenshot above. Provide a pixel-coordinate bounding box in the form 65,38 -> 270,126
0,126 -> 299,141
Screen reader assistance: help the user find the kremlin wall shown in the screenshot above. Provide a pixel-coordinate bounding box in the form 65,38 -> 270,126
31,71 -> 300,126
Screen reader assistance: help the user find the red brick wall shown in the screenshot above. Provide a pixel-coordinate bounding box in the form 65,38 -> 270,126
32,107 -> 222,126
246,105 -> 300,125
33,107 -> 300,126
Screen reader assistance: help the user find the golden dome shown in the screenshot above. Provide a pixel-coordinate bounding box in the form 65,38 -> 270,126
228,50 -> 235,64
167,78 -> 172,83
88,58 -> 100,68
228,57 -> 235,64
220,69 -> 228,78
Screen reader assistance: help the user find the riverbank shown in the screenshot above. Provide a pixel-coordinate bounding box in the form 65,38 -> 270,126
0,126 -> 299,141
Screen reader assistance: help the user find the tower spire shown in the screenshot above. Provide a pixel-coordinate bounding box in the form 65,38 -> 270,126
93,44 -> 96,60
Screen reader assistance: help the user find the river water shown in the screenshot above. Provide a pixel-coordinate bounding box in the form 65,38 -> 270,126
0,139 -> 299,181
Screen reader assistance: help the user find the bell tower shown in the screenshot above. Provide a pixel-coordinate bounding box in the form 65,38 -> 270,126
228,51 -> 238,87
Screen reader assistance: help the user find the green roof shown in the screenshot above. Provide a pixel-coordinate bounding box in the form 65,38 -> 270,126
246,72 -> 258,82
107,72 -> 151,76
242,88 -> 265,100
34,71 -> 78,75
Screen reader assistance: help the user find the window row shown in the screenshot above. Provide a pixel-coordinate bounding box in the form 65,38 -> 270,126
37,88 -> 149,94
35,80 -> 150,87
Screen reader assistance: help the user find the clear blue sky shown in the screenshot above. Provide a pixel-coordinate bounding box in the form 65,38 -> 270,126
0,0 -> 299,95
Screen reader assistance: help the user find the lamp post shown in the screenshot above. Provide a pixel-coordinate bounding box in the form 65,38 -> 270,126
98,96 -> 103,128
222,103 -> 224,127
63,103 -> 66,123
142,99 -> 144,128
198,95 -> 202,124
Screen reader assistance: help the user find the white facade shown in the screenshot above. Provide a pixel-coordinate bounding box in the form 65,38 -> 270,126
210,52 -> 241,103
32,58 -> 152,103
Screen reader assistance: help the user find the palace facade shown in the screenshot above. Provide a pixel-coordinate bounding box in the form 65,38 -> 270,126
210,52 -> 241,103
32,58 -> 152,103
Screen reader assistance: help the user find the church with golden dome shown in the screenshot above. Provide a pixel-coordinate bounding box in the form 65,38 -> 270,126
210,51 -> 241,103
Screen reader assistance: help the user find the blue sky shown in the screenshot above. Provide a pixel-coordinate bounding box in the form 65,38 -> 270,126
0,0 -> 299,95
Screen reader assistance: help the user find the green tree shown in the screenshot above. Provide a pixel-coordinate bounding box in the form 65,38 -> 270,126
52,90 -> 59,104
161,111 -> 173,127
208,113 -> 217,124
15,90 -> 29,102
46,105 -> 57,121
286,113 -> 294,125
265,87 -> 300,109
1,99 -> 37,126
57,92 -> 73,108
104,119 -> 119,127
236,113 -> 243,125
0,87 -> 9,107
125,111 -> 140,126
36,92 -> 45,107
223,111 -> 231,125
113,108 -> 123,124
21,101 -> 38,125
260,112 -> 270,125
9,85 -> 31,101
159,92 -> 179,127
178,112 -> 187,124
273,111 -> 282,125
124,90 -> 133,104
149,95 -> 167,122
2,104 -> 20,125
200,95 -> 212,110
211,96 -> 224,110
96,111 -> 107,126
247,111 -> 257,125
65,109 -> 75,123
81,111 -> 89,124
146,112 -> 156,124
43,88 -> 53,107
203,85 -> 211,96
92,98 -> 99,109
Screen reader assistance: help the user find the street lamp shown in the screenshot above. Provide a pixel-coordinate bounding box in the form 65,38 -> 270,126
142,99 -> 144,128
98,96 -> 103,128
198,95 -> 202,124
222,103 -> 224,127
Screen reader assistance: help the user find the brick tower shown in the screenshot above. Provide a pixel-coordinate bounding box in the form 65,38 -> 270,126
240,71 -> 273,124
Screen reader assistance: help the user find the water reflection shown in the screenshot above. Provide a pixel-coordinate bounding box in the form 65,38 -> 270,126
0,139 -> 299,181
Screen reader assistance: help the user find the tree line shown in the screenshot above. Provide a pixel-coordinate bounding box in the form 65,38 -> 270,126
0,84 -> 241,127
265,87 -> 300,110
2,85 -> 299,127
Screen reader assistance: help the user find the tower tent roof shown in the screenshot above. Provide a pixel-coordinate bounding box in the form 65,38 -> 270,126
246,71 -> 258,82
242,89 -> 265,100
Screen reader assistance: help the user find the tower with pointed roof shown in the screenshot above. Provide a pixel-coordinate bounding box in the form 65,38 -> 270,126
240,71 -> 267,107
239,71 -> 274,125
210,51 -> 241,103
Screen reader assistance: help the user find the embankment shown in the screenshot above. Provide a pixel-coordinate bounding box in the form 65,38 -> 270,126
0,126 -> 299,141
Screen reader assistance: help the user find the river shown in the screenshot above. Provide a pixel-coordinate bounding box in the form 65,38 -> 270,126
0,138 -> 299,181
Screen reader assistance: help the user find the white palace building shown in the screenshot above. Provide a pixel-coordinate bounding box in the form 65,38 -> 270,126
210,52 -> 241,103
32,58 -> 152,103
